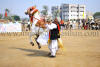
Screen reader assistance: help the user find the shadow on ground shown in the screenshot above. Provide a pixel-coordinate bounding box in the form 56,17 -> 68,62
10,47 -> 49,57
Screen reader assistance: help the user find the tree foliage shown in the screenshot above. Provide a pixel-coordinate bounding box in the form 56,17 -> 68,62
12,15 -> 20,21
41,5 -> 48,16
5,8 -> 10,13
53,10 -> 60,18
93,12 -> 100,18
0,14 -> 3,19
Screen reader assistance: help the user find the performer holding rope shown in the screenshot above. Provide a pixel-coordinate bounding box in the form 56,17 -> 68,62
25,6 -> 64,57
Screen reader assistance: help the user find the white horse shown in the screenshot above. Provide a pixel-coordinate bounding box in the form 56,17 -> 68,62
25,6 -> 46,49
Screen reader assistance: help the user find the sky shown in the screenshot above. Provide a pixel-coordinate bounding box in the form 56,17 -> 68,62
0,0 -> 100,18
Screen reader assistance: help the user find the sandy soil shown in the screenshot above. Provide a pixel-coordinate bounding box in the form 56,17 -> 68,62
0,32 -> 100,67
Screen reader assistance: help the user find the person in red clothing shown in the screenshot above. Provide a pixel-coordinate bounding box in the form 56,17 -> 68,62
60,20 -> 64,25
60,20 -> 65,32
5,11 -> 7,17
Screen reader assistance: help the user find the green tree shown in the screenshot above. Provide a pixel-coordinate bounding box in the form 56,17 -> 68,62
7,16 -> 12,21
5,8 -> 10,14
41,5 -> 48,17
93,12 -> 100,18
12,15 -> 20,21
0,14 -> 3,19
53,10 -> 60,18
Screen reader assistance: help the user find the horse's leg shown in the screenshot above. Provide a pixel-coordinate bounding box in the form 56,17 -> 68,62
35,34 -> 41,49
29,32 -> 34,46
29,32 -> 41,49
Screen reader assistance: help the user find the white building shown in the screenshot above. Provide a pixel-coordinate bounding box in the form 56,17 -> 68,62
51,4 -> 86,22
60,4 -> 86,21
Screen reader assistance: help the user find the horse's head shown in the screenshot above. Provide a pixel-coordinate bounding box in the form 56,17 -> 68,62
25,6 -> 46,28
25,6 -> 39,17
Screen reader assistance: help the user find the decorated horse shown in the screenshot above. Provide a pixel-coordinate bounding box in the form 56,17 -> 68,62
25,6 -> 46,49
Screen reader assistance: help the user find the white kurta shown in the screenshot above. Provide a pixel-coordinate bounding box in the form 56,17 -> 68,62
37,23 -> 57,46
47,23 -> 58,56
37,23 -> 58,56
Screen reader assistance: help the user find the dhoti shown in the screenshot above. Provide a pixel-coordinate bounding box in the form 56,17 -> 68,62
48,40 -> 58,56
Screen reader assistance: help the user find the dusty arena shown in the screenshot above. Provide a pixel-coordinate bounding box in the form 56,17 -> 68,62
0,30 -> 100,67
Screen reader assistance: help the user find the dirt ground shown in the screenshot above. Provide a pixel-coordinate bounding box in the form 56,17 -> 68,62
0,33 -> 100,67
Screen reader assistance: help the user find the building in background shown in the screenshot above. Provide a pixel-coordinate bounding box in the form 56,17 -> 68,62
60,4 -> 86,22
51,4 -> 86,22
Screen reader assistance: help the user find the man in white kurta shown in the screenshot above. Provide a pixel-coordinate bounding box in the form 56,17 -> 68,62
37,21 -> 59,57
46,22 -> 58,57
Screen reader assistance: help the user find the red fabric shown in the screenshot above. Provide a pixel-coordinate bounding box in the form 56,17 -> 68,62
49,31 -> 50,39
28,6 -> 36,10
31,9 -> 38,15
32,6 -> 36,10
84,25 -> 88,30
60,20 -> 64,24
30,16 -> 33,23
57,24 -> 60,32
28,6 -> 39,23
5,11 -> 7,17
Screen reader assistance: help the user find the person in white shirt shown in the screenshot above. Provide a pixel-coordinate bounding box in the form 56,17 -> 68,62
46,18 -> 60,57
37,18 -> 60,57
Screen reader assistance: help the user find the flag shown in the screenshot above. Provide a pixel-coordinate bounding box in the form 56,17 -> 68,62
83,12 -> 85,19
5,11 -> 7,17
83,8 -> 85,19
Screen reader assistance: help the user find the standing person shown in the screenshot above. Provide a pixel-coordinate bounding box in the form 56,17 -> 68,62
47,18 -> 60,57
78,19 -> 82,29
69,21 -> 73,29
60,20 -> 64,32
66,20 -> 70,29
27,21 -> 31,31
22,20 -> 25,31
72,20 -> 76,30
82,19 -> 85,29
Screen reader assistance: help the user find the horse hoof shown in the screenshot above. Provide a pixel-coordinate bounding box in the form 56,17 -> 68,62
30,42 -> 34,46
38,46 -> 41,49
